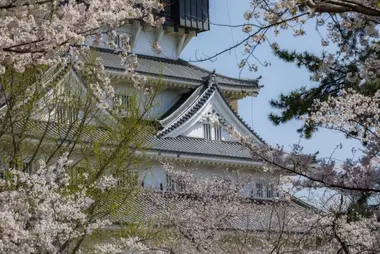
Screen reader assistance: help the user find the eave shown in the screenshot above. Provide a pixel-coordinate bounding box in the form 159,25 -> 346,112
155,74 -> 266,146
107,69 -> 260,98
93,47 -> 262,97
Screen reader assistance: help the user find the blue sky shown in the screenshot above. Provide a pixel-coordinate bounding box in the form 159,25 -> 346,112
181,0 -> 358,161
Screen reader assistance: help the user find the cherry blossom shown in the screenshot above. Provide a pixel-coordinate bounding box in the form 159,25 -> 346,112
0,0 -> 164,105
0,153 -> 107,253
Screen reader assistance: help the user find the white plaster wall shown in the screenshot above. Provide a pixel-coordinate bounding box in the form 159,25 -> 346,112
221,128 -> 236,142
150,88 -> 182,118
86,26 -> 187,59
181,122 -> 238,142
138,161 -> 280,199
112,83 -> 182,119
181,122 -> 204,138
139,166 -> 167,190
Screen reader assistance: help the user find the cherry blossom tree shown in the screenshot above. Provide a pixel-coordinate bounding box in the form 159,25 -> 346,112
140,162 -> 316,254
0,1 -> 167,252
2,1 -> 380,253
185,3 -> 380,251
0,70 -> 163,253
0,0 -> 164,103
223,88 -> 379,253
0,153 -> 165,253
192,0 -> 379,137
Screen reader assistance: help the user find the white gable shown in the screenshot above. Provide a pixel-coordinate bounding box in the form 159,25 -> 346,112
181,122 -> 236,141
159,85 -> 265,146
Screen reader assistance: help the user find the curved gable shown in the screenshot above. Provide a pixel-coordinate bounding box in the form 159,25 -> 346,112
157,81 -> 265,147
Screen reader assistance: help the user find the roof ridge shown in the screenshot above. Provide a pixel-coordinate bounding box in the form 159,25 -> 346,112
214,86 -> 267,145
178,58 -> 259,85
162,136 -> 243,145
157,82 -> 217,138
92,47 -> 261,90
159,84 -> 206,125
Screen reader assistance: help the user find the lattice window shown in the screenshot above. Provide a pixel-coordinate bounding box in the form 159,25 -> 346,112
253,183 -> 277,198
114,34 -> 129,49
70,167 -> 86,184
166,174 -> 186,192
114,95 -> 129,112
266,184 -> 274,198
166,174 -> 176,192
256,183 -> 263,198
57,105 -> 78,124
203,123 -> 211,140
117,171 -> 139,187
214,125 -> 222,140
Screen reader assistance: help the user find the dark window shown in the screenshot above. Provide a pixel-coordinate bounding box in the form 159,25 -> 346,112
114,35 -> 120,48
0,160 -> 5,179
177,0 -> 209,32
159,0 -> 209,32
23,161 -> 32,174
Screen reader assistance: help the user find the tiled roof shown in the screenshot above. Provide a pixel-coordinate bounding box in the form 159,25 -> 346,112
148,137 -> 255,161
94,48 -> 260,90
157,81 -> 218,138
5,120 -> 258,162
158,84 -> 206,125
216,86 -> 267,145
155,75 -> 266,145
1,65 -> 264,164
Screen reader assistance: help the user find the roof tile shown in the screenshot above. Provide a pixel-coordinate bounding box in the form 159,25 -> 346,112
94,48 -> 260,89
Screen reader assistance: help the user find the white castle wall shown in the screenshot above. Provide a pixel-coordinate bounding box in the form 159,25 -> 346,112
180,122 -> 237,142
181,122 -> 204,138
138,162 -> 281,199
112,83 -> 182,119
86,25 -> 191,60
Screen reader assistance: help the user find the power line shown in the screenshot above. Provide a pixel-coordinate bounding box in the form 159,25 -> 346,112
224,0 -> 239,66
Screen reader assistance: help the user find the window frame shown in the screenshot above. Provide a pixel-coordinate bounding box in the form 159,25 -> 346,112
203,123 -> 211,140
57,105 -> 78,124
114,95 -> 130,112
256,183 -> 263,198
266,184 -> 274,198
214,125 -> 222,140
166,174 -> 186,193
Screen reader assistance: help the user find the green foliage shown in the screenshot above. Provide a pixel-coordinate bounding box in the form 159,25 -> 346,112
346,193 -> 372,223
0,56 -> 163,252
269,48 -> 379,138
273,49 -> 323,72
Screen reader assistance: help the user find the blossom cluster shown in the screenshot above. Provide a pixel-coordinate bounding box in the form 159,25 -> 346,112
155,162 -> 306,253
0,154 -> 103,253
0,0 -> 164,106
303,89 -> 380,191
0,153 -> 156,253
224,87 -> 380,252
241,0 -> 379,85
